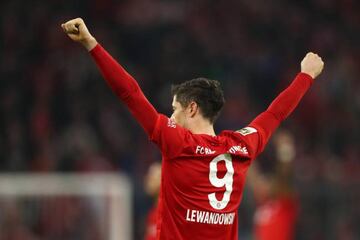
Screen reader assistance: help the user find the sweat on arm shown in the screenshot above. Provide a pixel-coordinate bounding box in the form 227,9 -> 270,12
90,44 -> 159,136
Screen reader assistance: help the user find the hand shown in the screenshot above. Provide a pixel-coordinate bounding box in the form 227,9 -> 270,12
301,52 -> 324,79
61,18 -> 97,51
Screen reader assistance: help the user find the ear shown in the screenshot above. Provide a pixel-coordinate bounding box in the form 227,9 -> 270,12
187,101 -> 198,118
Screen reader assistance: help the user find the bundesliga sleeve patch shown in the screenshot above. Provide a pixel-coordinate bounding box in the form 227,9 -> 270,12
236,127 -> 257,136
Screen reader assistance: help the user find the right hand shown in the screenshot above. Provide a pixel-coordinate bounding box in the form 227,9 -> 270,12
301,52 -> 324,79
61,18 -> 97,51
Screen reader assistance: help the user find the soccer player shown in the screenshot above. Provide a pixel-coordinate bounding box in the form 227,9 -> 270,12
61,18 -> 324,240
248,130 -> 299,240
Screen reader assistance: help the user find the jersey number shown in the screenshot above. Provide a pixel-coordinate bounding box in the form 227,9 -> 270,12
208,153 -> 234,210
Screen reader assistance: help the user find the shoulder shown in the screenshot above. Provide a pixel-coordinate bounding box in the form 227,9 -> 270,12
150,114 -> 192,158
218,127 -> 260,158
151,114 -> 189,136
236,127 -> 258,136
219,127 -> 258,141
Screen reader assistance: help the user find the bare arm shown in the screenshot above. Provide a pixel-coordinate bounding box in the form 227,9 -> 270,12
247,130 -> 297,201
272,130 -> 296,196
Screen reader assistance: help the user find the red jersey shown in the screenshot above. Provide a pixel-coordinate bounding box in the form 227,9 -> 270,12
89,44 -> 313,240
254,197 -> 299,240
145,205 -> 158,240
151,116 -> 262,239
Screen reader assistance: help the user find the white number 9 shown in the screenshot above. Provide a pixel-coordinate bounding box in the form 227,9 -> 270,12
208,153 -> 234,210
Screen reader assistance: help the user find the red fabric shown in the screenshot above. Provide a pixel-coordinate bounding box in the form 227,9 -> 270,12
254,197 -> 299,240
90,44 -> 158,136
151,115 -> 261,239
145,205 -> 158,240
249,72 -> 313,155
89,44 -> 313,240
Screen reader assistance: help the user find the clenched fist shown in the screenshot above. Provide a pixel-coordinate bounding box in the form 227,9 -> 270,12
61,18 -> 97,51
301,52 -> 324,79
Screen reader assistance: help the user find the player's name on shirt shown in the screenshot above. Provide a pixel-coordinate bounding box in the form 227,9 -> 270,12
185,209 -> 236,225
195,145 -> 248,155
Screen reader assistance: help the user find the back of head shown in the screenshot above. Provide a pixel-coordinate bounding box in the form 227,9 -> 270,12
171,78 -> 225,123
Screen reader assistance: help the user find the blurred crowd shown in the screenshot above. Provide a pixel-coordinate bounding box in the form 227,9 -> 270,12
0,0 -> 359,239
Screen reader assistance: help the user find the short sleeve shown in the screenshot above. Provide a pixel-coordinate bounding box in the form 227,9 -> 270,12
150,114 -> 188,159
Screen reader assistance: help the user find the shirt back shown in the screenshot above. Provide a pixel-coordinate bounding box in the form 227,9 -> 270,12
151,115 -> 261,240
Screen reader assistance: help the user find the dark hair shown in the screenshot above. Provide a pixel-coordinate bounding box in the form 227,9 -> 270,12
171,78 -> 225,123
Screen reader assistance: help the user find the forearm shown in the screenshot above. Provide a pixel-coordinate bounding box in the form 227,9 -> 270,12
90,44 -> 141,99
90,44 -> 158,135
266,72 -> 313,121
83,36 -> 98,51
250,73 -> 313,148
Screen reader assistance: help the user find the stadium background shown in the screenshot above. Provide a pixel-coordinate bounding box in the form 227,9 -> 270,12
0,0 -> 359,239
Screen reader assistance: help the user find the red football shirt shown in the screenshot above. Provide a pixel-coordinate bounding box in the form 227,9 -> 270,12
254,197 -> 299,240
145,205 -> 158,240
151,116 -> 262,239
89,44 -> 313,240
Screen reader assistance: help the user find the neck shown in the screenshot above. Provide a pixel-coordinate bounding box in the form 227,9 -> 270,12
187,119 -> 216,136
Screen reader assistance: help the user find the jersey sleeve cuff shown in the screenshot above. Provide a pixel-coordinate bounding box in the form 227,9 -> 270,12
89,43 -> 102,56
297,72 -> 314,85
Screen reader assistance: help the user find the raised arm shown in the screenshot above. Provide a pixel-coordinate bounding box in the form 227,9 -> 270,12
247,130 -> 297,202
271,130 -> 297,196
249,53 -> 324,155
61,18 -> 158,136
